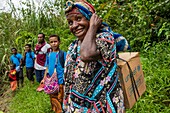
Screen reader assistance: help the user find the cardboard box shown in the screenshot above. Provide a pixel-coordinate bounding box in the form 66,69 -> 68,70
117,52 -> 146,109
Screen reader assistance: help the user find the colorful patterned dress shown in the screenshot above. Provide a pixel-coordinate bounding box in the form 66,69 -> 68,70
64,24 -> 125,113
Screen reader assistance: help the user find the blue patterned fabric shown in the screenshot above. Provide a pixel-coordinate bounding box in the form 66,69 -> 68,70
64,1 -> 129,112
64,24 -> 125,113
100,22 -> 130,52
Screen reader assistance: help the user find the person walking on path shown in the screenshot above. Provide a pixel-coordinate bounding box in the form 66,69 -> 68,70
10,48 -> 24,88
34,33 -> 51,83
8,63 -> 17,96
41,34 -> 66,113
63,1 -> 130,113
23,44 -> 35,84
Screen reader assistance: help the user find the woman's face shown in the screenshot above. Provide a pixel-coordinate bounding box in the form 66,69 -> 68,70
67,13 -> 89,41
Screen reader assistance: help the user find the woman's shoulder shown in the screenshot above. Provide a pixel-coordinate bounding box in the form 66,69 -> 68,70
96,23 -> 119,43
96,31 -> 114,43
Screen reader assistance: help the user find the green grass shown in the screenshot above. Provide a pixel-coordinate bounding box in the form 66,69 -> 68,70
9,80 -> 54,113
9,42 -> 170,113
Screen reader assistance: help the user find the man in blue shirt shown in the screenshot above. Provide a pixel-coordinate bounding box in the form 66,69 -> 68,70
23,44 -> 35,84
10,48 -> 24,88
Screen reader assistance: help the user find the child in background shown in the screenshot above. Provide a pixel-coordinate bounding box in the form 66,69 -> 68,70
23,44 -> 35,84
41,34 -> 66,113
8,64 -> 17,95
10,48 -> 24,88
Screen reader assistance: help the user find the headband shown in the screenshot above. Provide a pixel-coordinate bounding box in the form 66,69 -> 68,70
65,1 -> 95,20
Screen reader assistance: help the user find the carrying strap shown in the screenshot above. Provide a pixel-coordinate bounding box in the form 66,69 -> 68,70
52,54 -> 58,79
117,56 -> 140,101
29,51 -> 33,59
13,55 -> 20,64
29,51 -> 34,64
59,50 -> 65,68
54,68 -> 56,73
46,53 -> 58,78
24,51 -> 34,62
47,48 -> 65,68
29,51 -> 35,66
35,42 -> 46,55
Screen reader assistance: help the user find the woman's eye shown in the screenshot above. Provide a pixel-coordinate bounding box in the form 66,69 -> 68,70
77,17 -> 81,21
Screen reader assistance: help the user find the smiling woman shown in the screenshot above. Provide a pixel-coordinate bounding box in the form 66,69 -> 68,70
66,13 -> 90,41
63,1 -> 130,113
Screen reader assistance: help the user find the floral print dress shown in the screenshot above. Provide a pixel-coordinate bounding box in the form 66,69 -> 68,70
64,25 -> 125,113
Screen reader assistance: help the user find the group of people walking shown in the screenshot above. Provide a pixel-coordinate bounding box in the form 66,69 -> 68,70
9,33 -> 51,88
9,33 -> 66,112
8,1 -> 130,113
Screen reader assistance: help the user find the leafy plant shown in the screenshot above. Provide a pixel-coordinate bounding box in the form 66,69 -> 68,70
0,0 -> 170,112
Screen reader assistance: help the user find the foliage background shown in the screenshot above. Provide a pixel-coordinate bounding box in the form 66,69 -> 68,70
0,0 -> 169,112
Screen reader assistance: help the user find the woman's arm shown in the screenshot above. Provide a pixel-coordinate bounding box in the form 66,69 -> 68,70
80,13 -> 102,62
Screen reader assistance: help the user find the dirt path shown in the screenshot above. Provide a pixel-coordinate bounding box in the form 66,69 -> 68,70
0,82 -> 12,113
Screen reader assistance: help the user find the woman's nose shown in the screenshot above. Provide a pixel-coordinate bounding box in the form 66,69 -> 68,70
72,21 -> 78,28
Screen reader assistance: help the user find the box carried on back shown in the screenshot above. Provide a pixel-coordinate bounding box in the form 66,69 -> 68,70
117,52 -> 146,109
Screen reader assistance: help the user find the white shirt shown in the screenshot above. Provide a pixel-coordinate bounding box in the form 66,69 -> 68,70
34,43 -> 51,70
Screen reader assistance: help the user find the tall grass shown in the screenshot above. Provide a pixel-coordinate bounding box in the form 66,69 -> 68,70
126,41 -> 170,113
0,0 -> 70,74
